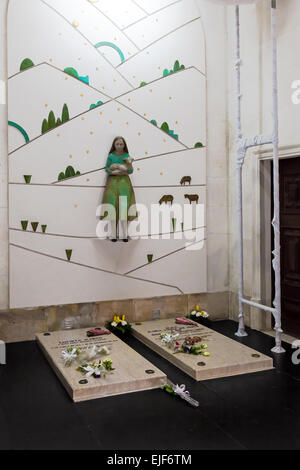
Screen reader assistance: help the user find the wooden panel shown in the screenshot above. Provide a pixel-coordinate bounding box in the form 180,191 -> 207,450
279,157 -> 300,336
36,327 -> 166,402
131,319 -> 273,381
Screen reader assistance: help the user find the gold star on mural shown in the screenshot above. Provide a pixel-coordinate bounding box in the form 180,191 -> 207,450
145,151 -> 148,155
169,96 -> 172,100
69,154 -> 72,158
117,108 -> 120,111
80,93 -> 84,97
45,104 -> 48,107
81,117 -> 85,120
160,172 -> 163,175
86,178 -> 90,182
90,131 -> 94,135
72,20 -> 79,27
138,132 -> 141,136
109,120 -> 112,124
74,204 -> 78,208
57,133 -> 60,137
86,150 -> 90,154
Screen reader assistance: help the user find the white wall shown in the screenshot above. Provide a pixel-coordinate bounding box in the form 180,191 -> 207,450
3,0 -> 229,309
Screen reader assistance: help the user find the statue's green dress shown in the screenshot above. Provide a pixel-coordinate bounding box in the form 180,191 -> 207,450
100,152 -> 138,221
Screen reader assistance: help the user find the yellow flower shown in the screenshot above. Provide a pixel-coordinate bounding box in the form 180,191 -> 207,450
202,351 -> 210,357
196,305 -> 200,311
122,314 -> 125,321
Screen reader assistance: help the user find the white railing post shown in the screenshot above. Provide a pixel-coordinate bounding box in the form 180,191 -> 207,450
235,5 -> 248,337
270,0 -> 285,353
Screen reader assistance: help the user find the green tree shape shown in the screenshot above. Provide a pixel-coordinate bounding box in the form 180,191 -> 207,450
58,166 -> 81,181
163,60 -> 185,77
48,111 -> 56,130
41,118 -> 48,134
20,58 -> 34,71
64,67 -> 79,78
61,103 -> 69,123
65,166 -> 76,178
161,122 -> 169,133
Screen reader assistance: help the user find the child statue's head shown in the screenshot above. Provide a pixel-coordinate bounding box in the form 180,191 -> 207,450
109,136 -> 129,154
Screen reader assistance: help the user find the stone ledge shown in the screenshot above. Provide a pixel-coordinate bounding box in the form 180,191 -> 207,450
0,292 -> 229,343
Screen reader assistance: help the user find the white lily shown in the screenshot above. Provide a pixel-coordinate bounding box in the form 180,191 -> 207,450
121,320 -> 127,326
161,332 -> 179,344
111,321 -> 117,327
82,365 -> 101,377
61,348 -> 78,365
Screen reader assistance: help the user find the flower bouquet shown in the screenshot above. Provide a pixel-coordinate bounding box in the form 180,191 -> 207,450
160,332 -> 211,357
76,358 -> 115,379
81,345 -> 110,361
187,305 -> 210,326
174,337 -> 210,356
160,332 -> 180,349
105,314 -> 132,337
61,345 -> 82,367
162,381 -> 199,407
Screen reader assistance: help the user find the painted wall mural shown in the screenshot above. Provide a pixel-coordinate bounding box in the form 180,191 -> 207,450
8,0 -> 207,308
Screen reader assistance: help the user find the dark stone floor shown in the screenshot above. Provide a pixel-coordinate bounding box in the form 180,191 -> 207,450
0,320 -> 299,450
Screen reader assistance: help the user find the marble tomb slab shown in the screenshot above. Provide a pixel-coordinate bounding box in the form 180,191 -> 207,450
36,327 -> 166,402
131,318 -> 273,380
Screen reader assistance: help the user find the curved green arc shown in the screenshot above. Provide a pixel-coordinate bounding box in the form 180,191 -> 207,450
94,41 -> 125,63
8,121 -> 29,142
